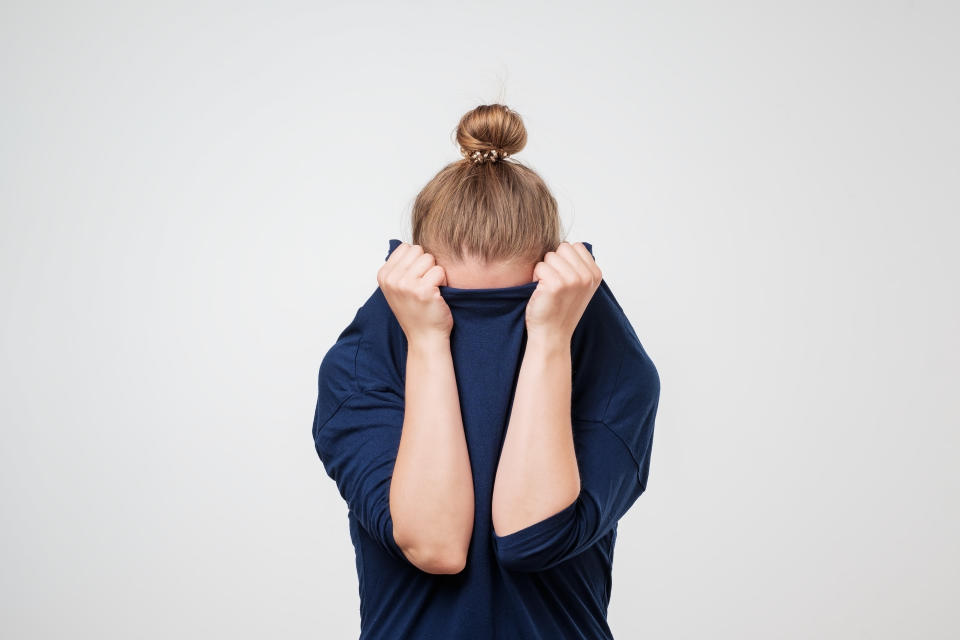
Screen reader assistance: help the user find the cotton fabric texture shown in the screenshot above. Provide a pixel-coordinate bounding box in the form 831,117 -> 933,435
312,238 -> 660,639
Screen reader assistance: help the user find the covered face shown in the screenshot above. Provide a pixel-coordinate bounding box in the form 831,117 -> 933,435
311,237 -> 660,638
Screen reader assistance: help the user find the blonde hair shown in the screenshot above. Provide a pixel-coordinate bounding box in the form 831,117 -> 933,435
411,104 -> 564,266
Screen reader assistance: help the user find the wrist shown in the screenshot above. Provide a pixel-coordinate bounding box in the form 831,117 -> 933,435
524,329 -> 571,355
406,332 -> 451,356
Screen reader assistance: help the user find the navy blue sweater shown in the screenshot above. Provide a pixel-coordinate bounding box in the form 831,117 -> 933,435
312,238 -> 660,639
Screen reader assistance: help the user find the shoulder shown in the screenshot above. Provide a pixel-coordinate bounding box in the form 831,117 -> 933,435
355,287 -> 407,395
571,279 -> 660,422
317,287 -> 406,402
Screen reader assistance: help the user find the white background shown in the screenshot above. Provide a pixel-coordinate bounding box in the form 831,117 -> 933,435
2,1 -> 957,638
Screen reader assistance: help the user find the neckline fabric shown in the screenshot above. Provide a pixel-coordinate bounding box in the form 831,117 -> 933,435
384,238 -> 594,301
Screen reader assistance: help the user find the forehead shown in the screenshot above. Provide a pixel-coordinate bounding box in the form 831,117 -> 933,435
438,254 -> 535,289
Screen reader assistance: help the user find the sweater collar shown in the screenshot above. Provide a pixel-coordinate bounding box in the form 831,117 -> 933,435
384,238 -> 594,310
385,238 -> 593,290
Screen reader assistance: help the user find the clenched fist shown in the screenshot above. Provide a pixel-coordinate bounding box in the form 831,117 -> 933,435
525,242 -> 602,344
377,242 -> 453,343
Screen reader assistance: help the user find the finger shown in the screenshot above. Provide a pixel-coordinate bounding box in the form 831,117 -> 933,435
420,264 -> 447,289
409,252 -> 440,283
392,243 -> 426,281
569,242 -> 602,282
532,260 -> 560,287
545,243 -> 581,284
385,241 -> 411,267
381,241 -> 411,282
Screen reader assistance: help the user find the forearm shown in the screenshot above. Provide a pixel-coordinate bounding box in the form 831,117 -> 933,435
390,335 -> 474,572
491,332 -> 580,537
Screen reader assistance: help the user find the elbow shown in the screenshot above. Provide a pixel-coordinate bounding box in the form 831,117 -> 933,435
394,522 -> 468,574
422,551 -> 468,575
400,543 -> 468,574
392,512 -> 472,574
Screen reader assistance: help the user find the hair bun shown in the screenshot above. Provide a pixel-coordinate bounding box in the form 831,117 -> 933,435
455,104 -> 527,164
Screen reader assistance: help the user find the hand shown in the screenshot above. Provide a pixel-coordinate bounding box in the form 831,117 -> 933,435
377,242 -> 453,343
525,242 -> 602,344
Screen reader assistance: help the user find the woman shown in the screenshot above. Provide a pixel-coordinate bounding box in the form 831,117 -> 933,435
312,104 -> 660,639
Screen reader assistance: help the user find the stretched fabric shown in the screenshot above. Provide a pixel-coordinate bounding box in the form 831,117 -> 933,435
312,238 -> 660,640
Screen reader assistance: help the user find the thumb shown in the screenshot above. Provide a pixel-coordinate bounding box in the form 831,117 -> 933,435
421,264 -> 448,289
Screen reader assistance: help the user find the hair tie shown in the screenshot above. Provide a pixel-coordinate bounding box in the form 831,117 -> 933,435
459,147 -> 510,164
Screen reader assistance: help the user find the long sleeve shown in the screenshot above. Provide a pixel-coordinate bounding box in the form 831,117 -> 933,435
311,297 -> 413,565
313,386 -> 411,563
492,323 -> 660,573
